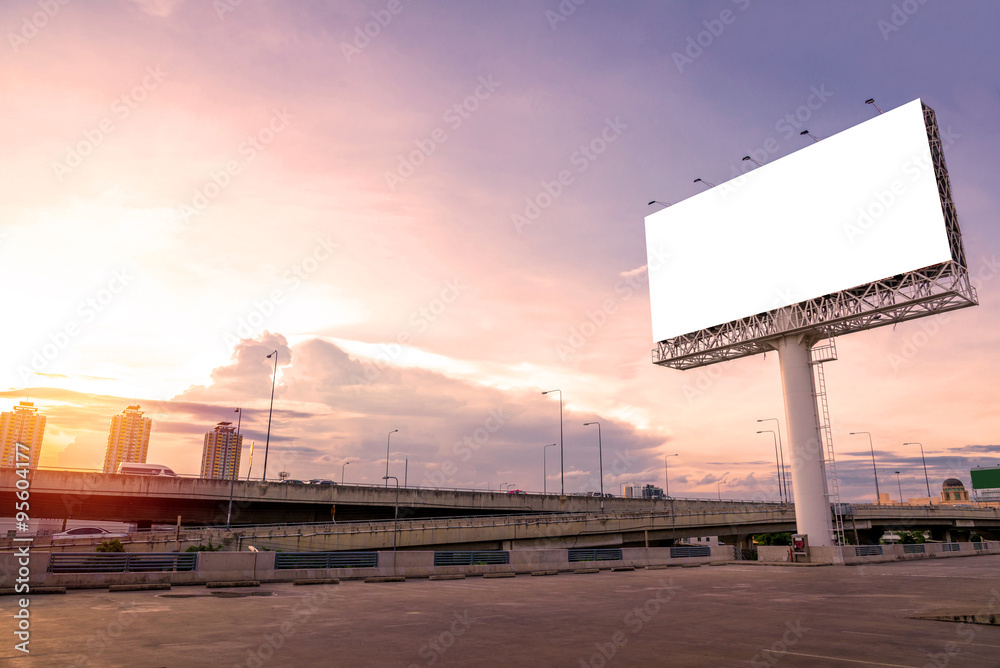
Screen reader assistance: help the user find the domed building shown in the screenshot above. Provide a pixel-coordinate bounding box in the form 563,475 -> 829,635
940,478 -> 970,504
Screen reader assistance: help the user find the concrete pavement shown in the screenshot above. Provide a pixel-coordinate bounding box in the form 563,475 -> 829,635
4,555 -> 1000,667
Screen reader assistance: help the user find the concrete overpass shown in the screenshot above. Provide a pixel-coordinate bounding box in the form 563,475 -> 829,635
4,471 -> 999,549
10,507 -> 797,554
1,469 -> 791,526
845,503 -> 1000,543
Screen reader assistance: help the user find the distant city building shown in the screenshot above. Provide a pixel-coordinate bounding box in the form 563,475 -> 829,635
939,478 -> 970,504
103,405 -> 152,474
201,421 -> 242,480
623,484 -> 665,499
875,477 -> 980,507
678,535 -> 723,546
0,401 -> 47,470
641,484 -> 665,500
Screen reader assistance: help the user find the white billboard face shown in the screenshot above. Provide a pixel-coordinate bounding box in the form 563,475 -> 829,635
645,99 -> 954,343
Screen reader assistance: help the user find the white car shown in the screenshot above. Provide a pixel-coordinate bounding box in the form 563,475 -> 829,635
51,527 -> 127,540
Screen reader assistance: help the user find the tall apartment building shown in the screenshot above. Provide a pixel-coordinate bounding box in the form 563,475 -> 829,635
0,401 -> 47,469
201,421 -> 242,480
103,405 -> 152,474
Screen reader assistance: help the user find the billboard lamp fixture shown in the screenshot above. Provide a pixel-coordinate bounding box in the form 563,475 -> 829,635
742,156 -> 763,167
648,200 -> 672,208
693,178 -> 716,188
865,98 -> 884,114
800,130 -> 820,143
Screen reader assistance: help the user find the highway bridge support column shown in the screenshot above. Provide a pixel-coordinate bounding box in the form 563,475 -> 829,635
774,334 -> 834,547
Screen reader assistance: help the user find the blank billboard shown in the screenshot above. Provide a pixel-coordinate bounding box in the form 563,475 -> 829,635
971,468 -> 1000,490
645,99 -> 954,343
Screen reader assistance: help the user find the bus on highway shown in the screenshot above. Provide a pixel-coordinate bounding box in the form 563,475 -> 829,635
115,462 -> 178,476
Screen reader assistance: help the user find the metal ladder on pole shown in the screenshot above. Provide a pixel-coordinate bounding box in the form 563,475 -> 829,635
810,339 -> 847,546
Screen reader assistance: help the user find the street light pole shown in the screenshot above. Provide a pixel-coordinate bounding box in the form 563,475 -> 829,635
227,407 -> 242,529
385,429 -> 398,487
341,460 -> 351,485
382,476 -> 400,567
757,430 -> 783,503
542,390 -> 564,495
850,432 -> 881,503
263,351 -> 278,482
664,454 -> 679,499
904,442 -> 932,498
757,418 -> 786,502
895,471 -> 903,504
584,422 -> 604,512
542,443 -> 556,494
718,479 -> 727,501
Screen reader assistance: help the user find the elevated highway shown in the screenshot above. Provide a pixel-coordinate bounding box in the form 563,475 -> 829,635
3,471 -> 999,549
1,469 -> 788,526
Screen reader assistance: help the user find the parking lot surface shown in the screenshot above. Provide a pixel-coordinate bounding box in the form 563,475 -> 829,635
4,556 -> 1000,667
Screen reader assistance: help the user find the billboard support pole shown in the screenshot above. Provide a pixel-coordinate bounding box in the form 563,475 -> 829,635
774,333 -> 834,547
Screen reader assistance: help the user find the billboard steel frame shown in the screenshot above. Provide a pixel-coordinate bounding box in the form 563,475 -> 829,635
651,103 -> 976,371
652,262 -> 977,370
647,103 -> 978,548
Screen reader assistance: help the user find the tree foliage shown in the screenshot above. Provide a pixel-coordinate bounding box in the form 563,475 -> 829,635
96,538 -> 125,552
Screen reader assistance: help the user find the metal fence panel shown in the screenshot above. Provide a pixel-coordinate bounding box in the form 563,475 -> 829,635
568,548 -> 622,563
47,553 -> 196,574
902,544 -> 925,554
855,545 -> 883,557
274,552 -> 378,569
433,551 -> 509,566
669,546 -> 711,559
942,543 -> 961,552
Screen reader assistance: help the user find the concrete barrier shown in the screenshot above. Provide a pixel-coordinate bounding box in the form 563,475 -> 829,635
0,545 -> 733,590
198,550 -> 269,581
758,541 -> 1000,564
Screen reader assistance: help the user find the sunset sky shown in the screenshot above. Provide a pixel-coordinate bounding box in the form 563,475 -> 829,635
3,0 -> 998,502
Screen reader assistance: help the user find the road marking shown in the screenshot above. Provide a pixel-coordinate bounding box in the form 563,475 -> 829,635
761,650 -> 919,667
844,629 -> 1000,648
